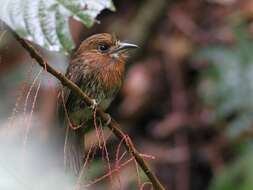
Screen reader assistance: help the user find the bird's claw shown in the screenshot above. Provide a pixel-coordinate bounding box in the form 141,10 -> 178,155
105,114 -> 112,126
90,99 -> 98,111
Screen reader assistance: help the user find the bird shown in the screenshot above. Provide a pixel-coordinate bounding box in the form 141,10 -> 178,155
59,33 -> 138,176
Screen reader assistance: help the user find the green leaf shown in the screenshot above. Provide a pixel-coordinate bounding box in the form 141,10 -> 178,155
0,0 -> 115,53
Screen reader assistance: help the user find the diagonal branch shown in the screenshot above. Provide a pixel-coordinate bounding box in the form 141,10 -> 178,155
0,21 -> 166,190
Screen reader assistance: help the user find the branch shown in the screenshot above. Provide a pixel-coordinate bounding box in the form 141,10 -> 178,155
0,21 -> 166,190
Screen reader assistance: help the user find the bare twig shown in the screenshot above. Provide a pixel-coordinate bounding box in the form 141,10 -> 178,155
1,21 -> 166,190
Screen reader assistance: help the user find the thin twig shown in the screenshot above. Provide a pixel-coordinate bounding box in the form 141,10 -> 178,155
83,156 -> 135,188
1,20 -> 166,190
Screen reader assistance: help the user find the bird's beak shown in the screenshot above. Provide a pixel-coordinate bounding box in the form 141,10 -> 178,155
111,42 -> 138,53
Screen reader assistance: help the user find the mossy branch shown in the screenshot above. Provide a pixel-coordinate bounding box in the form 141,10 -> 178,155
0,21 -> 166,190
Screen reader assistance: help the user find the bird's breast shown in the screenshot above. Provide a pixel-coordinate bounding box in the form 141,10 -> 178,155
97,61 -> 125,92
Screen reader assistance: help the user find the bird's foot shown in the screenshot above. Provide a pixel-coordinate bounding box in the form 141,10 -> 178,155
90,99 -> 98,111
105,114 -> 112,126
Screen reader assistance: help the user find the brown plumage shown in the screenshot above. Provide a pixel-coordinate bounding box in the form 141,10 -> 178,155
59,33 -> 137,176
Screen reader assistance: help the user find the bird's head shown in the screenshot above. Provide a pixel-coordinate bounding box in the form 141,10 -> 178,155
73,33 -> 138,67
70,33 -> 138,89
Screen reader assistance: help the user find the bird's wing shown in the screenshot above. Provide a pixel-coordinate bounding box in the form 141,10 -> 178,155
64,62 -> 85,104
58,61 -> 87,176
58,61 -> 86,122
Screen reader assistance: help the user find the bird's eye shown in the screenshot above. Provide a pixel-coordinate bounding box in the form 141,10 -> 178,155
98,44 -> 110,53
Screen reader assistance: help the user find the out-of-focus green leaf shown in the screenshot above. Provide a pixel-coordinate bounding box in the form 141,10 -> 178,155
0,0 -> 115,53
210,152 -> 253,190
195,23 -> 253,139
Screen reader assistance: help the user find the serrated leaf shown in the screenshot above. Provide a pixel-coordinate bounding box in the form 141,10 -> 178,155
0,0 -> 115,53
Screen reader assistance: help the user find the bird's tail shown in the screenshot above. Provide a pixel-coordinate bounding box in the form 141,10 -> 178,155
64,127 -> 85,176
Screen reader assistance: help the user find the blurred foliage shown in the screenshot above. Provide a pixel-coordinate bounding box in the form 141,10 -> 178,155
0,0 -> 115,52
210,151 -> 253,190
196,18 -> 253,190
196,22 -> 253,139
